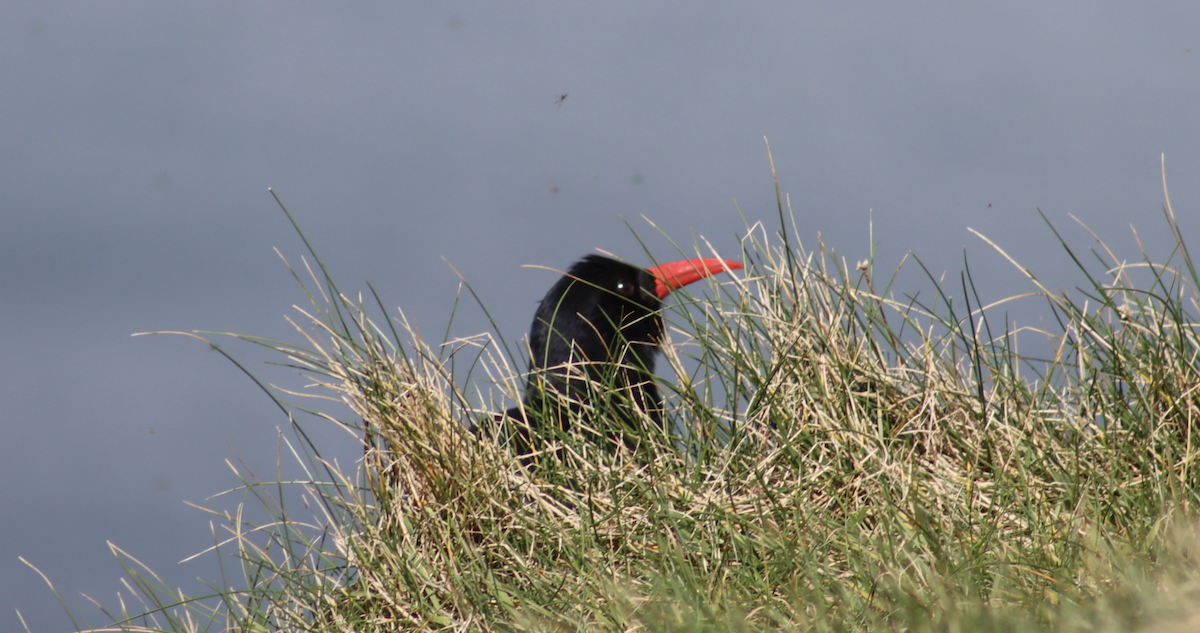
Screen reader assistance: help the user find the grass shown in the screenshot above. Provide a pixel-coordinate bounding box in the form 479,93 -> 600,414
23,164 -> 1200,632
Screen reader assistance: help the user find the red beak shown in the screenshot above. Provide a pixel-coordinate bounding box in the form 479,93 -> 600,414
646,258 -> 743,299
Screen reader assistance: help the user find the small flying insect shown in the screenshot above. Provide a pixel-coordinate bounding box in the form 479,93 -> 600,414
555,93 -> 569,109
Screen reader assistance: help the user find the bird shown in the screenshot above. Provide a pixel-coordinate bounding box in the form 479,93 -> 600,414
489,253 -> 742,458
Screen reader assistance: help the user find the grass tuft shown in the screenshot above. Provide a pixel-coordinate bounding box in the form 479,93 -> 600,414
26,167 -> 1200,632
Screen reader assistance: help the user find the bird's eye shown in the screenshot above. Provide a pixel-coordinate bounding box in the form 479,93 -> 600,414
615,280 -> 636,296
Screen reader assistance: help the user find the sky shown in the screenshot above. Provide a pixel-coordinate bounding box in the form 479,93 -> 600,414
2,2 -> 1198,630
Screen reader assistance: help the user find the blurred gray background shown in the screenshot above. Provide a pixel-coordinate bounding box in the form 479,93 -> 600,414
3,2 -> 1197,630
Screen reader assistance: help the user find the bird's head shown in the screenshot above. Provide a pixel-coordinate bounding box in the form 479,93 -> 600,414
532,254 -> 742,366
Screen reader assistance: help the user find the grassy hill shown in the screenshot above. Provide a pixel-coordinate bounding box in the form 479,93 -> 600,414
34,178 -> 1200,632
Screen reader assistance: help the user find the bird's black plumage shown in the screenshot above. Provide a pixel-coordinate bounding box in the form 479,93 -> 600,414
519,255 -> 666,450
487,253 -> 741,459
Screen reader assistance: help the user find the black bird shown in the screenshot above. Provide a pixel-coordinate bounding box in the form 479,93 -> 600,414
494,254 -> 742,457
